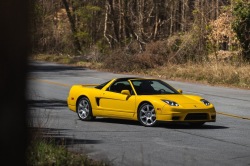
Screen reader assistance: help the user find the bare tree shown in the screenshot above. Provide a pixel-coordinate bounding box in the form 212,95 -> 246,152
31,0 -> 227,55
62,0 -> 81,51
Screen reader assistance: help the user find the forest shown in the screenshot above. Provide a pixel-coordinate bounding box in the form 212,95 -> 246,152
31,0 -> 250,87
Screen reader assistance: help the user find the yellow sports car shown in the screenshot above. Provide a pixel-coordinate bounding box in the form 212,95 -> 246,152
67,78 -> 216,127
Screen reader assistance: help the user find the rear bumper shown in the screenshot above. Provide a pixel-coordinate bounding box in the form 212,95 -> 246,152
67,97 -> 76,112
68,104 -> 76,112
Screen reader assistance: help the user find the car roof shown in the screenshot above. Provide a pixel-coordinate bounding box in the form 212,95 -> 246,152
114,77 -> 159,81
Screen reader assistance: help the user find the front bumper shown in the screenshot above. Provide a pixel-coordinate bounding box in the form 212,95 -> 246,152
157,105 -> 216,122
157,114 -> 216,122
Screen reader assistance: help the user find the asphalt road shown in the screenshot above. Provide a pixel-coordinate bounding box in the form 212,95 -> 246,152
28,60 -> 250,166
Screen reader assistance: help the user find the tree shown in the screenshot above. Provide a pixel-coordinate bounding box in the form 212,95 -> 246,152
62,0 -> 81,52
232,1 -> 250,60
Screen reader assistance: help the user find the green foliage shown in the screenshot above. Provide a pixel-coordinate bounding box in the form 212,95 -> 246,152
72,2 -> 102,49
205,25 -> 211,30
75,30 -> 91,45
192,10 -> 198,14
121,38 -> 130,44
64,58 -> 73,64
75,31 -> 89,38
230,45 -> 237,51
206,41 -> 220,55
96,40 -> 109,54
75,5 -> 101,21
31,4 -> 44,19
232,1 -> 250,59
233,55 -> 238,61
27,138 -> 107,166
171,39 -> 182,52
221,6 -> 231,12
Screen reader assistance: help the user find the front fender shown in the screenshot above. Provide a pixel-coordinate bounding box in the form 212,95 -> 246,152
135,96 -> 166,114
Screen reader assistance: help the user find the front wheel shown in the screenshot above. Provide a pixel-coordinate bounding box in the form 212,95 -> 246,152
77,97 -> 95,121
138,103 -> 158,127
188,122 -> 205,126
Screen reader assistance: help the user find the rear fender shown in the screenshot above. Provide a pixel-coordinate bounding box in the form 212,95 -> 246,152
68,85 -> 102,109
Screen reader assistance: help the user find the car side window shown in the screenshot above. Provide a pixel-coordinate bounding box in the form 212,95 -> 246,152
108,80 -> 134,95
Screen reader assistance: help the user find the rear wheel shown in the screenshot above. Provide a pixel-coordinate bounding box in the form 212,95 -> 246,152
188,122 -> 205,126
77,97 -> 95,121
138,103 -> 158,127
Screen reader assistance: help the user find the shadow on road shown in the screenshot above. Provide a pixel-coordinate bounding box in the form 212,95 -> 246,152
28,100 -> 68,108
92,118 -> 228,129
161,123 -> 229,129
30,127 -> 103,145
29,61 -> 87,73
93,118 -> 142,126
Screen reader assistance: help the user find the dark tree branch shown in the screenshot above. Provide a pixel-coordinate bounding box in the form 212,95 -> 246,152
62,0 -> 81,52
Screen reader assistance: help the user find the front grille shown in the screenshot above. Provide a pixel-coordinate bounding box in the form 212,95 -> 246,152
172,116 -> 180,120
184,113 -> 208,120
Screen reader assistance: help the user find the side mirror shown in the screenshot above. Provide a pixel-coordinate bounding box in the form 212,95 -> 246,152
177,89 -> 183,94
121,90 -> 131,96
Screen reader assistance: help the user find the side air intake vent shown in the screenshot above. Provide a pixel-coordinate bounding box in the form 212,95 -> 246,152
96,98 -> 100,106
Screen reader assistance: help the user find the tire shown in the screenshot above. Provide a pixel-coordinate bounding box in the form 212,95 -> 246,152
138,103 -> 158,127
188,122 -> 205,126
77,97 -> 96,121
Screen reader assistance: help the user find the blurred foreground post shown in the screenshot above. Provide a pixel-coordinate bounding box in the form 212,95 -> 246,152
0,0 -> 30,165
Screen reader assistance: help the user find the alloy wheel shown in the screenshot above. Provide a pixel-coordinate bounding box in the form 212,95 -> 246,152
78,99 -> 90,119
139,104 -> 157,126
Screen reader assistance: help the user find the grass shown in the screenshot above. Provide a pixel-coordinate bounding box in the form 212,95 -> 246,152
30,54 -> 250,89
142,62 -> 250,88
27,137 -> 107,166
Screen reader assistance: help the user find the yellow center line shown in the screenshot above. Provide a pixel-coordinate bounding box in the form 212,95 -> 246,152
29,77 -> 250,121
216,112 -> 250,120
28,78 -> 72,87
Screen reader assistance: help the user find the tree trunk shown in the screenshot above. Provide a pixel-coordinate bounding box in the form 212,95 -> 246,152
123,0 -> 145,51
154,0 -> 159,40
104,1 -> 112,49
119,0 -> 122,47
123,0 -> 130,42
182,0 -> 185,32
62,0 -> 81,52
109,0 -> 119,42
216,0 -> 219,19
170,3 -> 173,36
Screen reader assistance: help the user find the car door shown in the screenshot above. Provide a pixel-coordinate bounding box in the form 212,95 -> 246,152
99,80 -> 136,117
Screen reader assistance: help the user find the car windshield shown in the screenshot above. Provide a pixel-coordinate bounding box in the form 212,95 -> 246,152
95,80 -> 111,89
130,80 -> 180,95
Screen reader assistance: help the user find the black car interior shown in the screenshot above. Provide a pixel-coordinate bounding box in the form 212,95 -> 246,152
109,83 -> 134,94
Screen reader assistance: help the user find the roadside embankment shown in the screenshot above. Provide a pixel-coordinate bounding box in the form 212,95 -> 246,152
31,54 -> 250,89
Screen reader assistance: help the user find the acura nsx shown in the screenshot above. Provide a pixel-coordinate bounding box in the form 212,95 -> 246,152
67,78 -> 216,127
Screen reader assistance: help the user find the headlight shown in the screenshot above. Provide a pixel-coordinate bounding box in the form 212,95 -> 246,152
200,99 -> 210,106
161,100 -> 179,106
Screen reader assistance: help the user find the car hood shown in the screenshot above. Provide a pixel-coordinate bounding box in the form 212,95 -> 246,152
151,94 -> 203,104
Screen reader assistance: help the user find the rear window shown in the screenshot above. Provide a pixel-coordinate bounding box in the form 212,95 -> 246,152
95,80 -> 111,89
